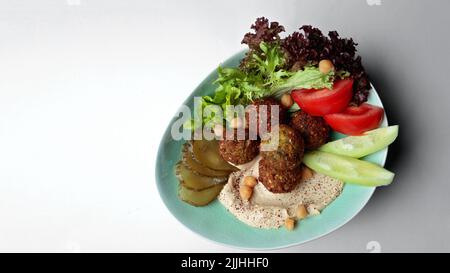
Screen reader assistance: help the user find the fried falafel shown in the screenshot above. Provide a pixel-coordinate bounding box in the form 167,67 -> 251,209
219,128 -> 260,165
258,158 -> 302,193
245,98 -> 287,137
260,124 -> 304,170
289,110 -> 330,150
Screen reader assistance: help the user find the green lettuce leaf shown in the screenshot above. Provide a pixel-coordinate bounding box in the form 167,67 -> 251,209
270,66 -> 335,98
188,42 -> 339,129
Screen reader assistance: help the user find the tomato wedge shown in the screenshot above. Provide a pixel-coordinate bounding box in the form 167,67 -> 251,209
291,79 -> 353,116
324,103 -> 384,135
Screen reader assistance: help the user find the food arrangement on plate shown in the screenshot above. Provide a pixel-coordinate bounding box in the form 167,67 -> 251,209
173,18 -> 398,231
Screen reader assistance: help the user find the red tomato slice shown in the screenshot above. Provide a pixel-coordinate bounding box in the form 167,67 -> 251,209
324,103 -> 384,135
291,79 -> 353,116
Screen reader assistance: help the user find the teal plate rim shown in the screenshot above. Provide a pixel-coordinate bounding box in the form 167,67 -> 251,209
155,50 -> 388,250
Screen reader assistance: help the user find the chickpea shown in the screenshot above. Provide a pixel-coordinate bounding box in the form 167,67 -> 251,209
230,117 -> 243,129
301,165 -> 314,181
214,124 -> 224,138
285,218 -> 296,231
239,185 -> 253,201
296,204 -> 308,220
280,93 -> 294,109
307,204 -> 321,216
319,59 -> 334,74
244,176 -> 258,188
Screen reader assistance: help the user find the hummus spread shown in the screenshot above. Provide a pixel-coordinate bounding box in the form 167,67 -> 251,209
218,157 -> 344,229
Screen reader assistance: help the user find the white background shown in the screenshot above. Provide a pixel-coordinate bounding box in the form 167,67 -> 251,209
1,0 -> 449,252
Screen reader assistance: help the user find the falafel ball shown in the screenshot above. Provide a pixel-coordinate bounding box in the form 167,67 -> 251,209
260,124 -> 304,170
219,128 -> 260,165
289,110 -> 330,150
245,98 -> 287,137
258,158 -> 302,193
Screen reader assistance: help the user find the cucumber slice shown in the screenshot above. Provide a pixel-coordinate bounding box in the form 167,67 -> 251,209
303,151 -> 394,187
319,125 -> 399,158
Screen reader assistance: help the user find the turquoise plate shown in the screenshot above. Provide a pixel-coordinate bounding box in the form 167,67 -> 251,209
155,51 -> 388,250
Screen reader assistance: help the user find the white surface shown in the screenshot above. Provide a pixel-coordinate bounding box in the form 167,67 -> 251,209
1,0 -> 450,252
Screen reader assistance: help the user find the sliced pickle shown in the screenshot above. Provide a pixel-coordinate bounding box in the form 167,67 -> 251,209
191,140 -> 237,172
176,163 -> 227,191
182,144 -> 231,177
178,183 -> 224,206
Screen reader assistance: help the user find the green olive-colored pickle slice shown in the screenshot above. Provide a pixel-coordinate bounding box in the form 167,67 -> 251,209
178,183 -> 224,206
192,140 -> 238,172
176,163 -> 227,191
182,144 -> 231,177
